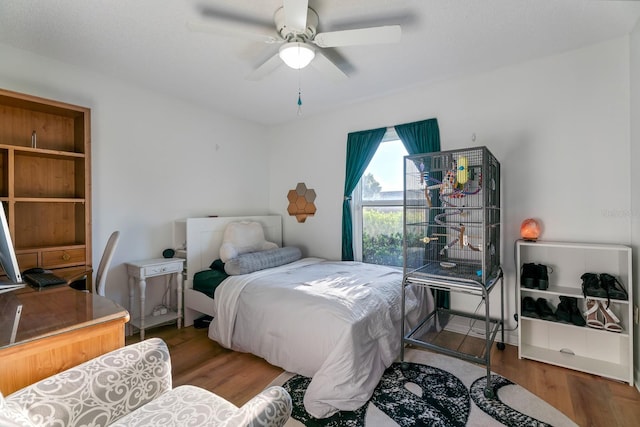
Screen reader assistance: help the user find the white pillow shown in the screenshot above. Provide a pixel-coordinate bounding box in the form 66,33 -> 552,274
219,221 -> 278,262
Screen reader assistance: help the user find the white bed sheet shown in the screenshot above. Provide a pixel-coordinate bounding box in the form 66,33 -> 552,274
208,257 -> 432,419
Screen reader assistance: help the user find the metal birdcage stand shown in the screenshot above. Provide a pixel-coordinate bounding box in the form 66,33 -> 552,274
400,146 -> 505,398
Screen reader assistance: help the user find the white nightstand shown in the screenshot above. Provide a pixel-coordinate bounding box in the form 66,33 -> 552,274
126,258 -> 185,340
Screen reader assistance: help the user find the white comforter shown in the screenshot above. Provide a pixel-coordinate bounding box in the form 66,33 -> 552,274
208,257 -> 432,418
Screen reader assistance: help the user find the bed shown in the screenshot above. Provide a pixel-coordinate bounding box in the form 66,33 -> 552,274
175,215 -> 433,418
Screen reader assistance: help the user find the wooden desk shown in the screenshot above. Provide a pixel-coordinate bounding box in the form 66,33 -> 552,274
0,286 -> 129,395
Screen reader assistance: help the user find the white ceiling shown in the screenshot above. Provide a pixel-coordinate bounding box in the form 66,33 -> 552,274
1,0 -> 639,126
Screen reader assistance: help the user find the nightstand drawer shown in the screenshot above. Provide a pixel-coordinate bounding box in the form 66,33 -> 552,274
144,262 -> 182,276
42,248 -> 86,268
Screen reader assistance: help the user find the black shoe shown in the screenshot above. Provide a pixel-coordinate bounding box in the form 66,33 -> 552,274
521,263 -> 551,290
581,273 -> 607,298
521,297 -> 538,318
600,273 -> 628,301
555,297 -> 571,323
536,264 -> 549,290
566,297 -> 586,327
521,263 -> 538,288
535,298 -> 556,321
557,296 -> 586,326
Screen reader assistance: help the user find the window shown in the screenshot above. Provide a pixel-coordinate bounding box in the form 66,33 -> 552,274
352,130 -> 408,267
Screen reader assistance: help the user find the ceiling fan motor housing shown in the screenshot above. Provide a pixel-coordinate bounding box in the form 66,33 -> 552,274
274,7 -> 318,42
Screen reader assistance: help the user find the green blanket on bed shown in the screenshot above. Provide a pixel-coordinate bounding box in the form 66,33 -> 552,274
193,269 -> 229,298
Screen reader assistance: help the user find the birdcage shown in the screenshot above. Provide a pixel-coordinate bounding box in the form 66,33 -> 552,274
403,146 -> 500,285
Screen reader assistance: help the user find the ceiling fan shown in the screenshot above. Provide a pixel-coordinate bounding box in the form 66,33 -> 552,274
189,0 -> 402,81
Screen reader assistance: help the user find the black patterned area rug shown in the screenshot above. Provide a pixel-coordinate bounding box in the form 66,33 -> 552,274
273,349 -> 577,427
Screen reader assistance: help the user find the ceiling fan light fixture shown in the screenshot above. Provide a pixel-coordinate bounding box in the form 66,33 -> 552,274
279,42 -> 315,69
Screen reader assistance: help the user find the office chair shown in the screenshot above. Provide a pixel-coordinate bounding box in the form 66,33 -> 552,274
69,231 -> 120,296
94,231 -> 121,296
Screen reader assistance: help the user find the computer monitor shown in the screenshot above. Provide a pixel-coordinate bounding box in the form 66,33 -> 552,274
0,204 -> 24,291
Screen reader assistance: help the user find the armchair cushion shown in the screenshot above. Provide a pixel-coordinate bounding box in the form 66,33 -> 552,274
111,385 -> 291,427
111,385 -> 237,426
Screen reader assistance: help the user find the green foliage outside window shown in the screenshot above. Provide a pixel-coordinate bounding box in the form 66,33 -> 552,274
362,209 -> 403,267
363,231 -> 404,266
362,208 -> 424,267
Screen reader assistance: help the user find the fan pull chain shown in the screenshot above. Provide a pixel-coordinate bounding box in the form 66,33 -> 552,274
297,69 -> 303,116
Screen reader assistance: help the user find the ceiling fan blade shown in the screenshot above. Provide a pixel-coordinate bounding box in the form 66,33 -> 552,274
310,51 -> 348,82
283,0 -> 309,33
199,5 -> 273,28
314,25 -> 401,48
187,21 -> 281,44
246,53 -> 283,81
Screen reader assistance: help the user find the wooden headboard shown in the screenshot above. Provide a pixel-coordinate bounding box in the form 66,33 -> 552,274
173,215 -> 282,288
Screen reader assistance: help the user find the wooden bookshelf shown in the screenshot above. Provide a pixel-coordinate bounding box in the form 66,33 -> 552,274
0,88 -> 92,285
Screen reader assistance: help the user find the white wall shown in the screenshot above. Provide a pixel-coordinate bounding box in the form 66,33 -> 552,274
0,42 -> 271,314
268,37 -> 632,342
630,21 -> 640,387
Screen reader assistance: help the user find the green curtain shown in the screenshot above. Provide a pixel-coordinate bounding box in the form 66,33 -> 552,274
341,127 -> 386,261
394,118 -> 440,155
394,118 -> 449,309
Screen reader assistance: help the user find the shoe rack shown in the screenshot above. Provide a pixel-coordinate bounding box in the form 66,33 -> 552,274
515,240 -> 634,385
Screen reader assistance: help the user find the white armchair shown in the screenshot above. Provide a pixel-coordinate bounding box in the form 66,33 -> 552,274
1,338 -> 291,427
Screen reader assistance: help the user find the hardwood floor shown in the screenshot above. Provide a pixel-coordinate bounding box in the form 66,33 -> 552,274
126,325 -> 282,405
490,343 -> 640,427
129,325 -> 640,426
